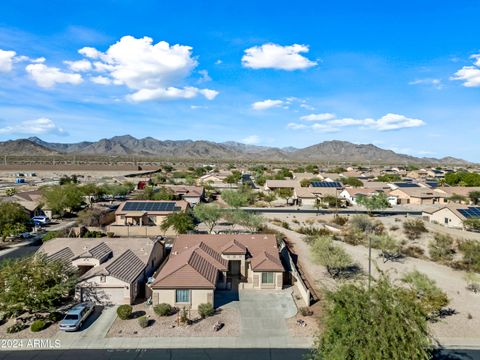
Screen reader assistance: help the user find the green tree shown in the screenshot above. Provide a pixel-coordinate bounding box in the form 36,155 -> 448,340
221,189 -> 252,208
469,191 -> 480,205
223,210 -> 264,232
160,212 -> 195,234
223,170 -> 242,184
356,193 -> 389,215
457,240 -> 480,272
464,218 -> 480,232
0,255 -> 77,317
5,188 -> 16,197
41,184 -> 84,217
401,270 -> 449,319
341,177 -> 364,188
193,204 -> 224,233
310,236 -> 357,278
370,234 -> 401,262
447,194 -> 468,203
312,275 -> 431,360
376,174 -> 401,182
275,188 -> 293,205
0,202 -> 29,241
445,171 -> 480,186
305,164 -> 319,174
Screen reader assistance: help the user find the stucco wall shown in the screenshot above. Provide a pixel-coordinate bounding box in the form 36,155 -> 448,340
424,208 -> 464,229
152,288 -> 214,309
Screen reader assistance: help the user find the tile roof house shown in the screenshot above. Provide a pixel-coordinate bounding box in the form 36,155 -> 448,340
388,188 -> 447,205
339,188 -> 385,205
422,204 -> 479,229
150,234 -> 284,309
264,179 -> 299,191
111,200 -> 190,236
161,185 -> 205,205
38,237 -> 164,305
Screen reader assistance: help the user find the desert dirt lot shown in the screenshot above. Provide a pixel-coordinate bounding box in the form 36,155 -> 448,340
107,304 -> 240,338
266,213 -> 480,347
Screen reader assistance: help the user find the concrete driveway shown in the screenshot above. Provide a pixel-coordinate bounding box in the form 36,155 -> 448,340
238,289 -> 297,340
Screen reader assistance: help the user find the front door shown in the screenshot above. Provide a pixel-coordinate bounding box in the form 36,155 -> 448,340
228,260 -> 241,276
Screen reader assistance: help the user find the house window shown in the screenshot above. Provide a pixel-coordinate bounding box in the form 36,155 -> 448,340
100,276 -> 106,283
262,272 -> 274,284
176,289 -> 190,303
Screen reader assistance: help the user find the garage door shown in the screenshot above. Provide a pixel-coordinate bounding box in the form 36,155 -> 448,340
80,287 -> 126,305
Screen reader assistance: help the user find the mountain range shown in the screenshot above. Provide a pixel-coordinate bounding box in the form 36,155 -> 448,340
0,135 -> 469,165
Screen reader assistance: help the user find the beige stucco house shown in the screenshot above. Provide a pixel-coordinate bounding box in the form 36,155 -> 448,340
389,188 -> 446,205
150,234 -> 284,309
39,237 -> 164,304
422,204 -> 479,229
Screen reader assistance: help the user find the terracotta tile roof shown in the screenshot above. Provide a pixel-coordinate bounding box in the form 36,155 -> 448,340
151,234 -> 283,289
221,239 -> 247,254
265,179 -> 299,189
250,251 -> 284,271
106,249 -> 145,283
162,185 -> 204,197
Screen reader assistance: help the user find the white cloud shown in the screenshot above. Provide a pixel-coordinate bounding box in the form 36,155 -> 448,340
408,78 -> 443,89
90,75 -> 112,85
451,66 -> 480,87
300,113 -> 335,121
451,53 -> 480,87
290,113 -> 425,132
242,43 -> 317,70
0,49 -> 16,72
372,113 -> 425,131
78,46 -> 102,59
198,69 -> 211,83
25,63 -> 83,88
0,117 -> 66,135
242,135 -> 260,145
77,35 -> 218,101
215,59 -> 222,65
128,86 -> 218,102
252,99 -> 284,110
286,122 -> 307,130
64,59 -> 92,72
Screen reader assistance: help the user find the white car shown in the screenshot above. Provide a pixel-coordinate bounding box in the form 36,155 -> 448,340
32,216 -> 50,225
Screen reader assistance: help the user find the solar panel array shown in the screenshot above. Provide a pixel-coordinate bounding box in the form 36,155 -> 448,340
458,207 -> 480,219
394,182 -> 420,188
122,201 -> 177,212
426,182 -> 438,188
311,181 -> 343,188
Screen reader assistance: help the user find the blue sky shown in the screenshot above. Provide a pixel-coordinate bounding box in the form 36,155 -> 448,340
0,0 -> 480,161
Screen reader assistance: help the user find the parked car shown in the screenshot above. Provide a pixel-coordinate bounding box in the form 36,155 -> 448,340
31,215 -> 50,226
59,302 -> 95,332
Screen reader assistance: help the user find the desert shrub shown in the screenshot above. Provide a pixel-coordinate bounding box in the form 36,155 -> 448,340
154,303 -> 172,317
7,322 -> 27,333
310,236 -> 359,279
429,234 -> 455,262
138,315 -> 149,328
342,228 -> 366,246
332,215 -> 348,226
82,230 -> 105,238
401,270 -> 449,319
298,226 -> 332,237
42,231 -> 63,242
370,234 -> 401,262
180,307 -> 190,324
403,219 -> 428,240
117,304 -> 133,320
464,272 -> 480,293
402,245 -> 425,258
281,221 -> 290,230
299,307 -> 313,316
390,225 -> 399,231
348,215 -> 384,235
30,319 -> 47,332
47,312 -> 63,322
198,303 -> 215,319
106,232 -> 115,238
457,240 -> 480,272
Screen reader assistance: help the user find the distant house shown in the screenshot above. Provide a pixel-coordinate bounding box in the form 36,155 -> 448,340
339,188 -> 383,205
422,204 -> 480,229
10,189 -> 51,217
38,237 -> 164,304
162,185 -> 205,205
389,188 -> 446,205
435,186 -> 480,203
150,234 -> 284,309
264,179 -> 298,191
198,172 -> 232,185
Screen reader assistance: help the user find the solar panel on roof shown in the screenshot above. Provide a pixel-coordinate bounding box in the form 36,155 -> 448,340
311,181 -> 343,188
394,183 -> 420,188
123,201 -> 177,212
458,207 -> 480,219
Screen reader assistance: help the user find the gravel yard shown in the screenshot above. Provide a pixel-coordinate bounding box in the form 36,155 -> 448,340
107,304 -> 240,338
0,318 -> 60,339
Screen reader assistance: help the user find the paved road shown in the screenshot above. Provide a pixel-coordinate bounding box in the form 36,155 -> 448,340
0,348 -> 478,359
241,207 -> 422,216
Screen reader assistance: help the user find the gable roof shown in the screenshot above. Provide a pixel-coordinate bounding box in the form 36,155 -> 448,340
250,251 -> 283,271
221,239 -> 247,254
106,249 -> 145,283
47,247 -> 74,263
